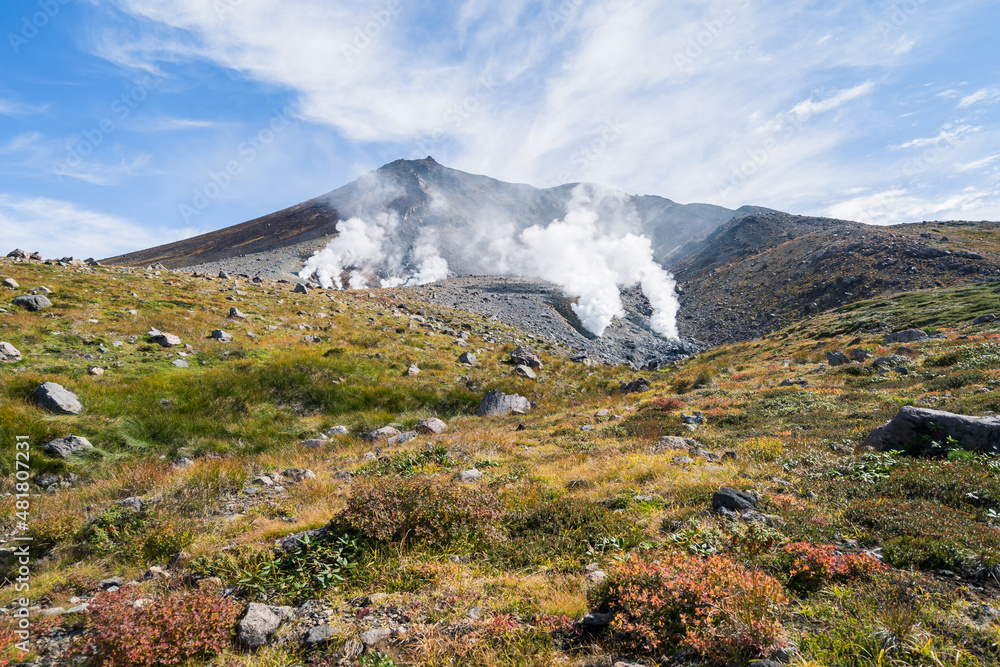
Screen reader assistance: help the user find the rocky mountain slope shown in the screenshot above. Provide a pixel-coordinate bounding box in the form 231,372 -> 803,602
104,158 -> 741,273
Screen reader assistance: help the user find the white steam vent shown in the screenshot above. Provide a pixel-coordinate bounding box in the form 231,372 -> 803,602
299,185 -> 680,339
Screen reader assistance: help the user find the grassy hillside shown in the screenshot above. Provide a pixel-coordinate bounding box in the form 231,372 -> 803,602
2,258 -> 1000,666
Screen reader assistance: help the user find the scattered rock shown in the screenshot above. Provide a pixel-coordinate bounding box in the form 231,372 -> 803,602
326,425 -> 350,436
712,488 -> 757,512
387,430 -> 417,446
3,278 -> 19,289
239,603 -> 281,648
863,406 -> 1000,454
143,565 -> 172,581
360,627 -> 393,647
514,364 -> 537,379
148,329 -> 181,347
885,329 -> 928,343
303,625 -> 335,647
229,307 -> 247,319
0,342 -> 22,363
99,577 -> 124,590
656,435 -> 699,451
975,314 -> 997,325
458,352 -> 477,365
211,329 -> 233,342
43,436 -> 93,459
457,469 -> 482,483
88,366 -> 104,376
847,348 -> 872,362
6,249 -> 28,259
407,363 -> 420,376
581,612 -> 614,631
478,390 -> 531,416
416,417 -> 448,434
34,382 -> 82,415
826,351 -> 851,367
283,468 -> 316,482
293,283 -> 309,294
13,294 -> 52,311
365,426 -> 401,441
510,346 -> 543,368
172,359 -> 190,368
618,377 -> 652,394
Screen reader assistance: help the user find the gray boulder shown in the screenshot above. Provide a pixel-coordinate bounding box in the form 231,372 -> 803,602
387,430 -> 417,446
862,406 -> 1000,454
238,603 -> 280,648
34,382 -> 82,415
848,348 -> 872,362
885,329 -> 928,343
0,342 -> 21,363
457,469 -> 483,483
303,625 -> 335,646
826,351 -> 851,367
229,307 -> 247,319
478,390 -> 531,416
712,488 -> 757,512
360,627 -> 392,647
458,352 -> 477,365
975,314 -> 997,325
3,278 -> 19,288
211,329 -> 233,342
6,249 -> 28,259
44,436 -> 94,459
618,378 -> 651,394
510,346 -> 542,369
13,295 -> 51,311
293,283 -> 309,294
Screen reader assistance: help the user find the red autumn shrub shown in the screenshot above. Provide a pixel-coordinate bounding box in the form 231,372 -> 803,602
593,553 -> 787,664
779,542 -> 885,594
647,396 -> 686,412
76,586 -> 241,667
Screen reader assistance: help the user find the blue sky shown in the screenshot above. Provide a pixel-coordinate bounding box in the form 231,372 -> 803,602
1,0 -> 998,258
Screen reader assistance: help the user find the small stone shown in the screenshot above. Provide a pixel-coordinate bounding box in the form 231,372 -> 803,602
143,565 -> 172,581
885,329 -> 928,344
211,329 -> 233,342
116,497 -> 145,511
416,417 -> 448,434
360,627 -> 393,647
826,351 -> 851,367
300,439 -> 326,448
239,603 -> 281,648
387,430 -> 417,446
88,366 -> 104,376
458,352 -> 477,365
581,612 -> 614,630
148,329 -> 181,347
407,363 -> 420,376
172,359 -> 190,368
514,364 -> 537,379
0,342 -> 22,363
99,577 -> 124,589
43,435 -> 93,459
3,278 -> 19,289
457,469 -> 483,483
229,307 -> 247,319
303,625 -> 335,646
326,425 -> 350,436
41,607 -> 65,617
510,346 -> 542,369
365,426 -> 401,441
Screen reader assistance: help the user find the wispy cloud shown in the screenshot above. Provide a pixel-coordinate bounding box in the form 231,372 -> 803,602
0,98 -> 48,116
893,124 -> 979,150
789,82 -> 875,123
958,87 -> 1000,109
0,194 -> 162,258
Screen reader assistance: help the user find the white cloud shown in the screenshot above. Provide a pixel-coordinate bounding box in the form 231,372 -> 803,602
0,99 -> 47,116
958,87 -> 1000,109
893,124 -> 978,150
789,82 -> 875,123
955,153 -> 1000,173
824,187 -> 999,225
0,194 -> 165,258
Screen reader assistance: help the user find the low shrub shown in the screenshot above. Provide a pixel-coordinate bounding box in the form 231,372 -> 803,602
645,396 -> 686,412
777,542 -> 884,594
743,436 -> 785,463
501,497 -> 646,569
76,586 -> 241,666
593,553 -> 787,664
844,498 -> 1000,570
357,444 -> 453,478
76,507 -> 194,564
340,477 -> 502,548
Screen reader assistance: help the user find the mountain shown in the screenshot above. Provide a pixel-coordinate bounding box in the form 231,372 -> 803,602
103,157 -> 743,273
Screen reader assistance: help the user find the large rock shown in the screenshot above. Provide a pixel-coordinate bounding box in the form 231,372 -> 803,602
712,488 -> 757,512
34,382 -> 82,415
238,603 -> 280,648
3,278 -> 20,289
148,329 -> 181,347
885,329 -> 928,344
618,378 -> 651,394
13,295 -> 51,311
826,351 -> 851,367
514,364 -> 537,379
510,346 -> 542,369
478,390 -> 531,416
6,249 -> 28,259
0,342 -> 21,363
458,351 -> 477,365
44,436 -> 94,459
863,406 -> 1000,454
